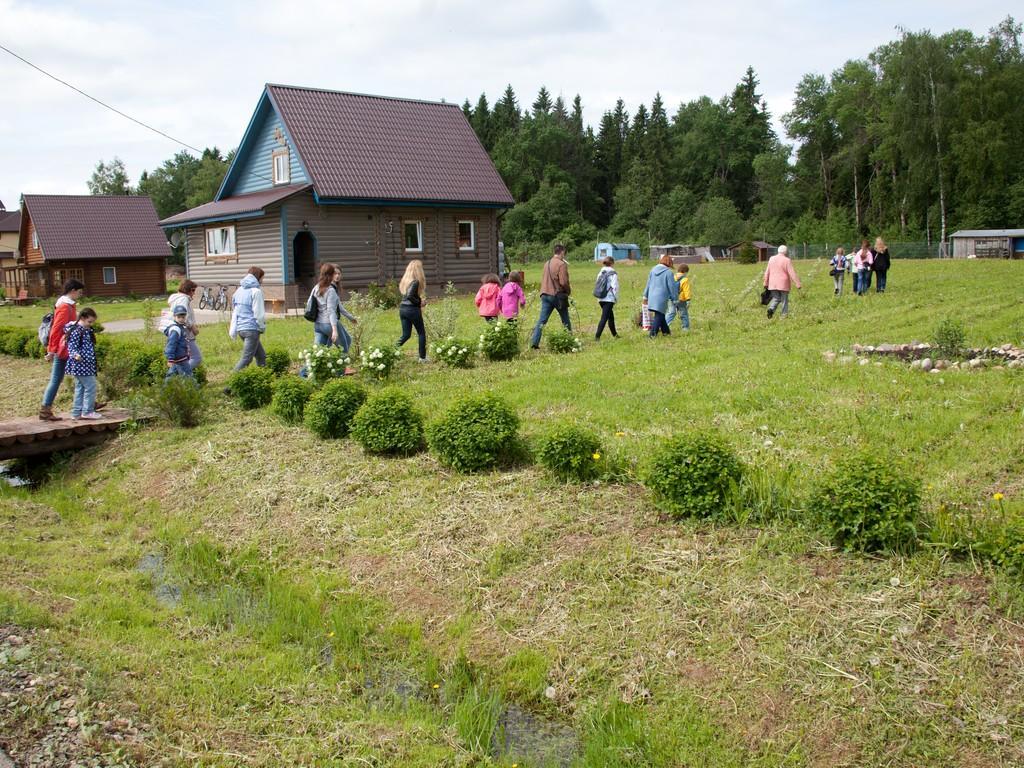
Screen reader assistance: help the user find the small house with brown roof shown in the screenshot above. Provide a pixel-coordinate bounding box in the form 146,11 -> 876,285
160,84 -> 515,309
0,198 -> 21,273
16,195 -> 169,298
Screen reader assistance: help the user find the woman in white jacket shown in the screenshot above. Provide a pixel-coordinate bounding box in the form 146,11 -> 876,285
594,256 -> 620,340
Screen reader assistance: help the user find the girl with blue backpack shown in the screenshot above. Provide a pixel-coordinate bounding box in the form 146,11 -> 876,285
594,256 -> 619,340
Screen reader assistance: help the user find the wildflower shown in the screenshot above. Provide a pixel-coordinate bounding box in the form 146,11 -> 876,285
327,631 -> 335,638
432,683 -> 440,690
378,363 -> 385,371
592,452 -> 601,460
615,431 -> 625,437
994,492 -> 1005,502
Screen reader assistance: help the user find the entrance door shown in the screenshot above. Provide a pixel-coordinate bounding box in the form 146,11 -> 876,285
293,232 -> 317,292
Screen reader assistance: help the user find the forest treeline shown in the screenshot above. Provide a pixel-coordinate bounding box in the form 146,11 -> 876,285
91,17 -> 1024,258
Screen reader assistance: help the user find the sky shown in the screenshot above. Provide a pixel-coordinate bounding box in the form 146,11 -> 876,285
0,0 -> 1013,212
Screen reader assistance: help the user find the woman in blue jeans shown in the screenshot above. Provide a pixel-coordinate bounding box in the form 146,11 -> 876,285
308,263 -> 357,352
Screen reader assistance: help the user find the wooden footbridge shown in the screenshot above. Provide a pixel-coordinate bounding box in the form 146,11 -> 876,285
0,409 -> 136,460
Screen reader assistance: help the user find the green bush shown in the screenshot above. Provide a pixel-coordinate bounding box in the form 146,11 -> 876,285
932,316 -> 966,358
301,345 -> 350,385
227,366 -> 275,410
808,453 -> 921,553
976,513 -> 1024,580
367,279 -> 401,309
350,387 -> 425,455
359,345 -> 401,380
536,424 -> 602,482
22,335 -> 44,359
304,378 -> 367,439
265,346 -> 292,376
643,433 -> 744,519
546,326 -> 583,354
192,364 -> 208,386
735,242 -> 758,264
144,375 -> 209,428
271,376 -> 314,425
433,336 -> 475,369
427,393 -> 519,472
1,328 -> 33,356
478,319 -> 520,362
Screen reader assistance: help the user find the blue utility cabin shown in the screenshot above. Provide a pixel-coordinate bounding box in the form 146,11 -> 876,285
594,242 -> 641,261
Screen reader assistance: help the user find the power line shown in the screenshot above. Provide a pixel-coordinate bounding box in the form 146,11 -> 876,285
0,41 -> 204,154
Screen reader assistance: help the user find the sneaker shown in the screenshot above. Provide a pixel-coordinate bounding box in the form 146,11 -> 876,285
767,307 -> 774,319
81,412 -> 104,420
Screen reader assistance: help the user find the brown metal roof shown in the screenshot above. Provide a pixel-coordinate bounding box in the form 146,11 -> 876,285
0,210 -> 20,233
22,195 -> 170,262
160,183 -> 311,226
267,84 -> 514,206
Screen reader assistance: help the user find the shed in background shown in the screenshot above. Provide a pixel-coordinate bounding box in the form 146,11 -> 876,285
594,242 -> 641,261
950,229 -> 1024,259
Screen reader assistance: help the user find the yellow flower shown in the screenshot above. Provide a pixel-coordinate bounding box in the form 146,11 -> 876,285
994,492 -> 1005,502
432,683 -> 440,689
615,431 -> 625,437
327,631 -> 335,638
592,452 -> 601,461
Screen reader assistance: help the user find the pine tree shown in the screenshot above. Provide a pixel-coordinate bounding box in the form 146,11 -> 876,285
532,86 -> 553,117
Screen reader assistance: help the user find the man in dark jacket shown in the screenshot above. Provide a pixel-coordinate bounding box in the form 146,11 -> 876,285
530,244 -> 572,349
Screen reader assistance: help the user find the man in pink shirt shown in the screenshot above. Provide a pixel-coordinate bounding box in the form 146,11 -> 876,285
763,245 -> 802,319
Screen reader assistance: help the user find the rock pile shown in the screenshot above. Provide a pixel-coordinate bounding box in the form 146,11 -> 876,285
823,342 -> 1024,371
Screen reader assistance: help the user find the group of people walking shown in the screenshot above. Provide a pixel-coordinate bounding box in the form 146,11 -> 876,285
34,238 -> 894,419
829,237 -> 892,296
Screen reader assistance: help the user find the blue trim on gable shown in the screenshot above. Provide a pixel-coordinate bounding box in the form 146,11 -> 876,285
311,190 -> 510,210
280,204 -> 289,284
216,90 -> 271,201
264,87 -> 313,194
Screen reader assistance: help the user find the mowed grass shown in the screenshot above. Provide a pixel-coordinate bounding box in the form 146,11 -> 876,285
1,259 -> 1024,767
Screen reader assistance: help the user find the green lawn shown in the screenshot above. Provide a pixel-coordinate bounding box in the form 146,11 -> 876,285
1,259 -> 1023,767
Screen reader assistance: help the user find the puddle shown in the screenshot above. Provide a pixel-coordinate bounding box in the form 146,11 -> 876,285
495,702 -> 579,768
0,461 -> 32,488
136,552 -> 182,608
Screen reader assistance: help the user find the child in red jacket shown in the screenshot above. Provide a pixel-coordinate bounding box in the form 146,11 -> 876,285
39,278 -> 85,421
475,274 -> 501,322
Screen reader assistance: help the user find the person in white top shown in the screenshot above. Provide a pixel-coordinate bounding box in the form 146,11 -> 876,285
594,256 -> 620,339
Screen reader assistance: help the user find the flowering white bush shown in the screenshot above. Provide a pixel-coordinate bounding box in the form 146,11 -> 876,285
546,327 -> 583,354
359,345 -> 401,380
300,345 -> 350,385
478,319 -> 520,361
433,336 -> 475,369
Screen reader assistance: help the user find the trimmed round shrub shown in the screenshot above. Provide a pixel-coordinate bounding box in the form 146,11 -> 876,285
265,346 -> 292,376
304,378 -> 367,439
1,328 -> 33,356
228,366 -> 275,410
808,453 -> 921,553
478,319 -> 520,362
643,433 -> 743,519
271,376 -> 314,425
427,393 -> 519,472
546,327 -> 583,354
350,387 -> 425,455
536,424 -> 602,482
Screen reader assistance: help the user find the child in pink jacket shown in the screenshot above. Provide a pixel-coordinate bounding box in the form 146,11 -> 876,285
475,274 -> 501,322
498,271 -> 526,320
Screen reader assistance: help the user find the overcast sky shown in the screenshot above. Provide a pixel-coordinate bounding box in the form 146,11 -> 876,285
0,0 -> 1012,211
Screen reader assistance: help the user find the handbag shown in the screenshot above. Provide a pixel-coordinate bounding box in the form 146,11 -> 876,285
303,288 -> 318,322
829,268 -> 840,277
760,288 -> 771,306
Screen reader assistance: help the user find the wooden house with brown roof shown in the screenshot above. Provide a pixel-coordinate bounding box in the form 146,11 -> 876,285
15,195 -> 169,298
0,200 -> 21,292
160,84 -> 515,309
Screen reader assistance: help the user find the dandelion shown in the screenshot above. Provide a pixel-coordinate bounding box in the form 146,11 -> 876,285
994,492 -> 1005,502
327,631 -> 335,638
615,431 -> 625,437
592,452 -> 601,460
432,683 -> 440,690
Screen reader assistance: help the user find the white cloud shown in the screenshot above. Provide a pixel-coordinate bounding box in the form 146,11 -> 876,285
0,0 -> 1011,209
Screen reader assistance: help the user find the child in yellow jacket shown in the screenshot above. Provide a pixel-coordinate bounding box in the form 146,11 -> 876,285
666,263 -> 691,331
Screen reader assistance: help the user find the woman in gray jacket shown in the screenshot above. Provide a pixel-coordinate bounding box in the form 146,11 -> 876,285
310,263 -> 357,352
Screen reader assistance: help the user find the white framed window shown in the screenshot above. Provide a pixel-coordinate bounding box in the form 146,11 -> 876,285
404,220 -> 423,252
102,266 -> 117,285
205,225 -> 237,257
457,220 -> 475,251
32,229 -> 38,249
272,150 -> 290,185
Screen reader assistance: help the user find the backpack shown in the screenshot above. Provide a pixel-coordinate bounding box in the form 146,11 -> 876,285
593,269 -> 612,299
38,310 -> 54,346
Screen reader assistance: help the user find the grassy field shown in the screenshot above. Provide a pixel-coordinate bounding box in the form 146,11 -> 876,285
1,259 -> 1023,766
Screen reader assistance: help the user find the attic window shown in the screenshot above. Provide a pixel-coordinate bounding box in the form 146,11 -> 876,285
458,221 -> 475,251
272,149 -> 290,185
32,229 -> 38,249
